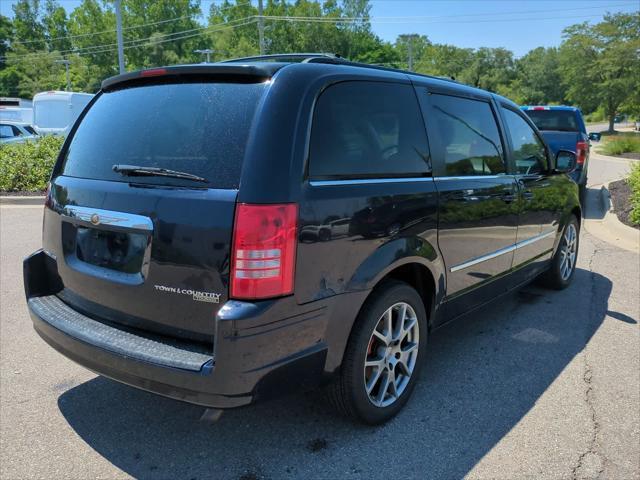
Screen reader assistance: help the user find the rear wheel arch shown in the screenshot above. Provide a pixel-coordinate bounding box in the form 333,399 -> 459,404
378,263 -> 437,329
344,261 -> 438,350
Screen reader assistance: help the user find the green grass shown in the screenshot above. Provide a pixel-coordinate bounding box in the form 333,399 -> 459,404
0,135 -> 64,192
599,133 -> 640,156
628,162 -> 640,225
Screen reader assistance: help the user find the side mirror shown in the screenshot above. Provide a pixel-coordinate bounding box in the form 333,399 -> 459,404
555,150 -> 577,173
588,132 -> 601,142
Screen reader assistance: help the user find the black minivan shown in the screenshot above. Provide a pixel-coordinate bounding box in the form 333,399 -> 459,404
24,54 -> 581,424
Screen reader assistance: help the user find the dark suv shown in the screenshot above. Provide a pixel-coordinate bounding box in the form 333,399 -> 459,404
24,54 -> 581,424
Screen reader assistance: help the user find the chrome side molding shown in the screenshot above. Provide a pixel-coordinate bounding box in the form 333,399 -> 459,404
450,229 -> 556,273
309,177 -> 434,187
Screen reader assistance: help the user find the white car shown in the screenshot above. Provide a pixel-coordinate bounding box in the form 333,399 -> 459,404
0,121 -> 39,144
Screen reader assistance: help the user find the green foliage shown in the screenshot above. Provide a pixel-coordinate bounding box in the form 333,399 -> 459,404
583,106 -> 606,123
600,135 -> 640,156
628,162 -> 640,225
559,13 -> 640,132
507,47 -> 566,105
0,136 -> 64,192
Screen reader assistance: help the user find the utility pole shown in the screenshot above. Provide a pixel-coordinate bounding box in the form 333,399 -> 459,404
55,59 -> 71,91
194,49 -> 214,63
258,0 -> 265,55
399,33 -> 419,71
115,0 -> 125,74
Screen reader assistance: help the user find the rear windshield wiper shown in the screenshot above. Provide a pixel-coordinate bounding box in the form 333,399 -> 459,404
112,164 -> 208,183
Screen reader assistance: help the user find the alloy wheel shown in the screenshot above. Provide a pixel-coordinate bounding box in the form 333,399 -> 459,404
559,223 -> 577,281
364,302 -> 420,408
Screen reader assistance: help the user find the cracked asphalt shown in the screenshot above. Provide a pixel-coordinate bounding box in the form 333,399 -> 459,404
1,158 -> 639,479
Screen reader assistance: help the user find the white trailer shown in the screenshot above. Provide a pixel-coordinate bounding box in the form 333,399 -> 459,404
33,91 -> 94,135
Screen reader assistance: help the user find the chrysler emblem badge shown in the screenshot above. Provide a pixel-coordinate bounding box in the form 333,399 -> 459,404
90,213 -> 100,225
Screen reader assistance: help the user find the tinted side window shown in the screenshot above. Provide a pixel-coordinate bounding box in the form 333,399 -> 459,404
0,125 -> 13,138
502,108 -> 548,174
309,82 -> 429,179
429,94 -> 505,176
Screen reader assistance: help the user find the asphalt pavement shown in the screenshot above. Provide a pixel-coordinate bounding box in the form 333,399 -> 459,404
1,154 -> 638,479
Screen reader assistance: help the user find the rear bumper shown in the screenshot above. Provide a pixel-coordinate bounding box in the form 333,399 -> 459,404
24,250 -> 347,409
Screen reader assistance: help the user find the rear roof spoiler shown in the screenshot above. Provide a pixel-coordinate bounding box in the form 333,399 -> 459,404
101,64 -> 280,91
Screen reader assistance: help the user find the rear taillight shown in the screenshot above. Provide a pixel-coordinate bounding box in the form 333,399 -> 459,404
230,203 -> 298,300
576,140 -> 588,165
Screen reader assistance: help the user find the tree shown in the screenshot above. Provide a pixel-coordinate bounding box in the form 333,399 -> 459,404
395,34 -> 430,71
560,12 -> 640,132
11,0 -> 46,50
459,47 -> 515,93
0,15 -> 12,68
43,0 -> 70,52
122,0 -> 203,68
507,47 -> 566,105
415,43 -> 474,80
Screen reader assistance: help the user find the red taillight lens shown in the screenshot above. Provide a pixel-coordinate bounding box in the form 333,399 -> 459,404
576,140 -> 588,165
230,203 -> 298,300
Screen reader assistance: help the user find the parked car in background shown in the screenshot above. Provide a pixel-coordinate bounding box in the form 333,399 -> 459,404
1,97 -> 34,124
25,55 -> 581,425
32,91 -> 94,136
521,106 -> 589,198
0,120 -> 39,144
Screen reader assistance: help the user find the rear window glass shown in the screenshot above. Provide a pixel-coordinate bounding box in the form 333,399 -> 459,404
524,109 -> 579,132
308,81 -> 430,179
60,82 -> 266,189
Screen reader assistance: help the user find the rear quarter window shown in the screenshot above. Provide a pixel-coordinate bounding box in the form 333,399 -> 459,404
308,81 -> 430,179
60,82 -> 267,189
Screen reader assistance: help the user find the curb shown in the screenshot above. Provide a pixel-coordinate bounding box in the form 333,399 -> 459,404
0,196 -> 45,206
585,184 -> 639,254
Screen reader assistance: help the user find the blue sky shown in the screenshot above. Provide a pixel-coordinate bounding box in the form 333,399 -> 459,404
3,0 -> 638,57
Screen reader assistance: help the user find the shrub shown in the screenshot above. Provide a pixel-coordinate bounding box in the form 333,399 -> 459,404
0,136 -> 64,192
628,162 -> 640,225
601,135 -> 640,156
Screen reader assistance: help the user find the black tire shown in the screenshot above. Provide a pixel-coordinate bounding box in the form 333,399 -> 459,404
318,228 -> 331,242
539,215 -> 580,290
327,280 -> 428,424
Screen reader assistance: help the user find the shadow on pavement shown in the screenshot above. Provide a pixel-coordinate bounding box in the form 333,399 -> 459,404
58,268 -> 614,480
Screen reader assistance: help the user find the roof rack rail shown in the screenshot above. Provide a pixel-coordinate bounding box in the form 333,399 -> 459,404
221,52 -> 460,85
221,53 -> 343,64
